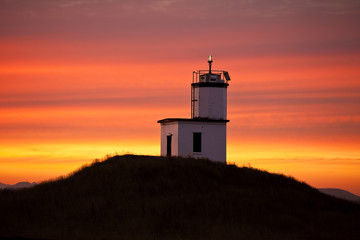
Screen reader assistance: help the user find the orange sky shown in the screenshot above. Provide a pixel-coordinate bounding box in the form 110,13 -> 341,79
1,0 -> 360,194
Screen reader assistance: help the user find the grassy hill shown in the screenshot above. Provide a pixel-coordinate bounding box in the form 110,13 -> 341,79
0,155 -> 359,240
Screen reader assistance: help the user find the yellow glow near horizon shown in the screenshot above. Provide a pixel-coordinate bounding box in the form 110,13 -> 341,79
0,141 -> 159,184
227,142 -> 360,194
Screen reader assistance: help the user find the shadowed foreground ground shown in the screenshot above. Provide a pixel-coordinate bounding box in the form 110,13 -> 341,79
0,155 -> 359,240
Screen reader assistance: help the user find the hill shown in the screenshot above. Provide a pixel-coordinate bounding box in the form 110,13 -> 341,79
0,155 -> 359,240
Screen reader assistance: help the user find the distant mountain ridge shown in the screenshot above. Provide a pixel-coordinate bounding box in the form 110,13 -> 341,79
0,181 -> 37,189
318,188 -> 360,203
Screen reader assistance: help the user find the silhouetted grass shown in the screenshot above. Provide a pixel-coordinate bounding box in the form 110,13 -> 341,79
0,155 -> 359,239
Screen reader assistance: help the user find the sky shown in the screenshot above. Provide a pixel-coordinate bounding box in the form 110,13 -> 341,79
1,0 -> 360,194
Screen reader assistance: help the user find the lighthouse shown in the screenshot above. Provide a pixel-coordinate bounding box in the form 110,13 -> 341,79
157,56 -> 230,163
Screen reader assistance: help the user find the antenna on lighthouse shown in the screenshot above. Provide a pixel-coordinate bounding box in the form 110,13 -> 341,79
208,55 -> 213,74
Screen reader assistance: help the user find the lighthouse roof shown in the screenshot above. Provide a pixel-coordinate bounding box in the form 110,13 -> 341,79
157,118 -> 229,124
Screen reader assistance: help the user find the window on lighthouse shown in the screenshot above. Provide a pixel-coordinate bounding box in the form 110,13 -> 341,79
193,132 -> 202,152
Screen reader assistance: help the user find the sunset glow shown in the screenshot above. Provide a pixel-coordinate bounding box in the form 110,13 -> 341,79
1,0 -> 360,194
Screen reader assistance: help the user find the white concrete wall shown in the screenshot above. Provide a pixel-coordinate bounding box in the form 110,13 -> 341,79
193,87 -> 227,120
160,122 -> 178,157
160,121 -> 227,163
178,121 -> 227,163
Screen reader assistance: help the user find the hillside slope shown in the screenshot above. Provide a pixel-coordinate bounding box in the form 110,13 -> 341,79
0,155 -> 359,240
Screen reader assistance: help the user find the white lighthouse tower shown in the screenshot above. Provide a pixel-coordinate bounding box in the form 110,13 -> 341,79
157,56 -> 231,163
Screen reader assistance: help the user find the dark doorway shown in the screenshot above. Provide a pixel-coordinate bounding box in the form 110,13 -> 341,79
167,135 -> 172,156
193,132 -> 202,152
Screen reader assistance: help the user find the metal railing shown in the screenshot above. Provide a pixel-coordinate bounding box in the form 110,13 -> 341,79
192,70 -> 231,84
